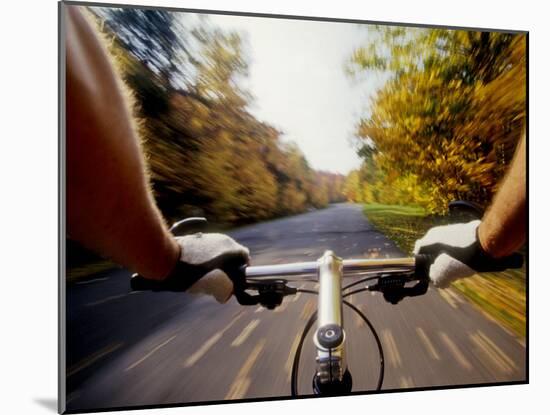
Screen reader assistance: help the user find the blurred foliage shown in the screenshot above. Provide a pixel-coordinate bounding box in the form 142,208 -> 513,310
362,203 -> 432,252
453,270 -> 526,339
363,203 -> 525,338
346,28 -> 526,214
87,6 -> 345,226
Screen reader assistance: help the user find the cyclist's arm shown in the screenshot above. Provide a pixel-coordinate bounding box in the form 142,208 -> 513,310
414,133 -> 525,287
66,6 -> 179,280
478,133 -> 526,258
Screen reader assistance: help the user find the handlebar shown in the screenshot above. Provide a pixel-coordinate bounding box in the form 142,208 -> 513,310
130,215 -> 524,304
244,256 -> 419,279
131,254 -> 434,307
131,250 -> 523,307
127,215 -> 524,397
240,254 -> 433,307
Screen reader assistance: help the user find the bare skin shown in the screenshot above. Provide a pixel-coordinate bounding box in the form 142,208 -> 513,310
66,6 -> 179,280
478,133 -> 526,258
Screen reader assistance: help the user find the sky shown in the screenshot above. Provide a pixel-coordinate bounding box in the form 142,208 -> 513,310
206,14 -> 386,175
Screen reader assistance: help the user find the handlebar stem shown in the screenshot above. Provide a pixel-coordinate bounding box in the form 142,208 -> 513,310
316,251 -> 344,332
313,251 -> 347,385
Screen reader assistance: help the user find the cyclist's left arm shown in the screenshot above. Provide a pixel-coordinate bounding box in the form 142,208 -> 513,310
67,6 -> 180,280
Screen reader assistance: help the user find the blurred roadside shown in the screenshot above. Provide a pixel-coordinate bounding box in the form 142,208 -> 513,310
363,203 -> 525,339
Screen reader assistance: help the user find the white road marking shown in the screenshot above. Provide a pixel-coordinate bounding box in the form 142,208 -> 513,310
125,335 -> 177,371
285,332 -> 302,377
439,290 -> 458,309
448,289 -> 464,304
416,328 -> 440,361
449,289 -> 465,304
67,342 -> 123,377
183,312 -> 243,368
254,306 -> 264,313
225,339 -> 266,400
469,330 -> 517,374
440,332 -> 472,370
76,277 -> 108,285
382,330 -> 401,368
184,333 -> 223,368
231,319 -> 260,347
292,292 -> 302,302
275,297 -> 290,313
399,376 -> 414,388
85,293 -> 130,307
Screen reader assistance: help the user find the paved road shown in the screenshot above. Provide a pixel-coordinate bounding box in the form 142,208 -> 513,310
65,204 -> 526,412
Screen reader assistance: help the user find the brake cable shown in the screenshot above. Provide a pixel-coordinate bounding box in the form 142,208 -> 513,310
290,289 -> 384,396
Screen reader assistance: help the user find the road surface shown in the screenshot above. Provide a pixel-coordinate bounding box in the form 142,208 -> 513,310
65,204 -> 526,412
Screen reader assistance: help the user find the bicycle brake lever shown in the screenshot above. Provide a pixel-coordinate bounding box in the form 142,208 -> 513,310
382,280 -> 429,304
367,274 -> 429,304
251,280 -> 297,309
169,217 -> 208,236
236,265 -> 298,309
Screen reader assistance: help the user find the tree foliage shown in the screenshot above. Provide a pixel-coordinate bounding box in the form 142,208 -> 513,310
88,6 -> 345,225
346,27 -> 526,213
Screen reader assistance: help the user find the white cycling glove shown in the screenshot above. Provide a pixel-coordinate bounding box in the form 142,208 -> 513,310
413,220 -> 522,288
178,233 -> 249,303
131,233 -> 250,303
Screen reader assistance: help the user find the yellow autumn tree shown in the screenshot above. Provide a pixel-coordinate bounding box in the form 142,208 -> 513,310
347,27 -> 526,213
90,7 -> 347,225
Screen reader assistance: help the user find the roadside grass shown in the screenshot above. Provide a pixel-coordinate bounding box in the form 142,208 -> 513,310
363,203 -> 526,339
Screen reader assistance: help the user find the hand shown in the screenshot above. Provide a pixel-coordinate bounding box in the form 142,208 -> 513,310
131,233 -> 250,303
178,233 -> 250,303
413,220 -> 522,288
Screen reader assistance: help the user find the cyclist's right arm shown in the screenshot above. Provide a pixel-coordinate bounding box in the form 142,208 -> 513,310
414,132 -> 525,288
478,133 -> 526,258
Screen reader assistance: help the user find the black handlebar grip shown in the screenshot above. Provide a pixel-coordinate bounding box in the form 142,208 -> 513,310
488,252 -> 524,271
414,254 -> 434,280
129,262 -> 207,292
130,258 -> 251,298
415,251 -> 524,280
